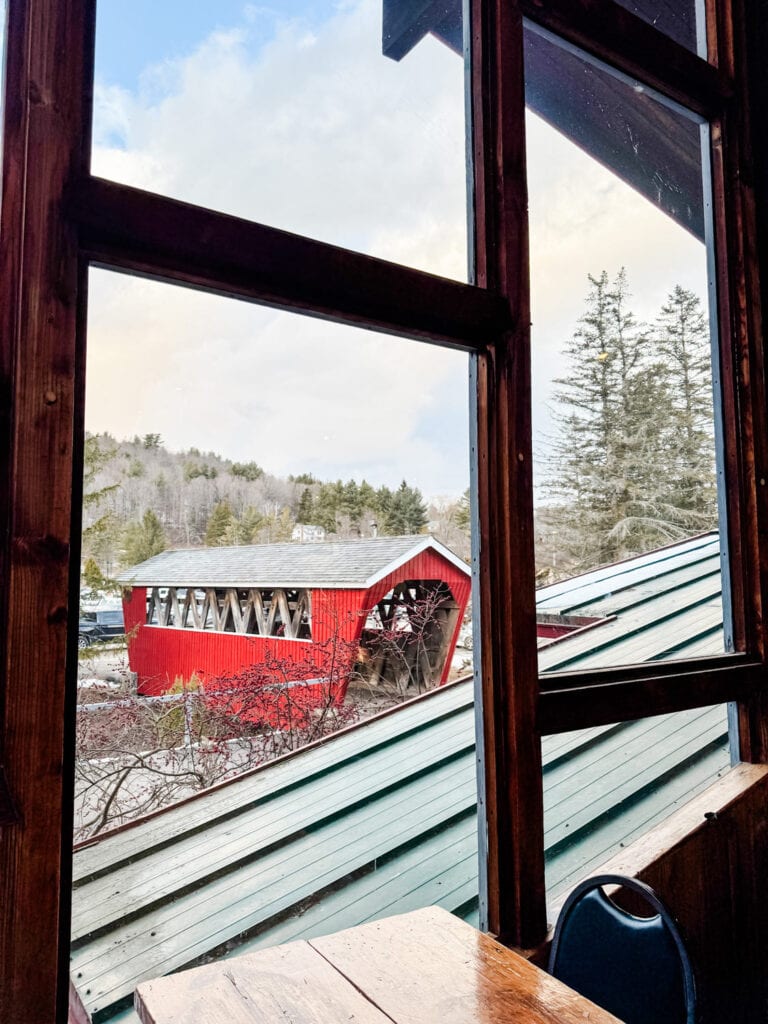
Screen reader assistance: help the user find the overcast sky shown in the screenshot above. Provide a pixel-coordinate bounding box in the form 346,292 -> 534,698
86,0 -> 710,500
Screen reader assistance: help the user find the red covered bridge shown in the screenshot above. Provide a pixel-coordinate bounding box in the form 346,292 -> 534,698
118,536 -> 471,710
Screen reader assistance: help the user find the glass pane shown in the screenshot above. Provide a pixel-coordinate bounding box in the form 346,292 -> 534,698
544,704 -> 731,905
91,0 -> 469,279
524,27 -> 727,674
71,271 -> 476,1021
613,0 -> 707,58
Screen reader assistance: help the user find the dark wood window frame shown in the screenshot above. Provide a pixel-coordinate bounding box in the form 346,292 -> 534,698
1,0 -> 767,1020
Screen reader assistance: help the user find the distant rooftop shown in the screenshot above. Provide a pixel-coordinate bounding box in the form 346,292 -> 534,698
117,535 -> 469,590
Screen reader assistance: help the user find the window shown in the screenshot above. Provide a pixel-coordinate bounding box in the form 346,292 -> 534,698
2,2 -> 768,1021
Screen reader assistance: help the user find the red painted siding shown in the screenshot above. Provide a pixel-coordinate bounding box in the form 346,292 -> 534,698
362,550 -> 472,686
121,548 -> 470,708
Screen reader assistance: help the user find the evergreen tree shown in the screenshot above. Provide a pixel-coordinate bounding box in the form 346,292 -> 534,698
548,269 -> 680,564
205,501 -> 236,546
654,285 -> 717,530
358,480 -> 377,511
274,506 -> 295,542
239,506 -> 265,543
82,557 -> 108,594
296,487 -> 315,524
122,510 -> 167,567
81,435 -> 120,569
374,485 -> 394,524
231,460 -> 263,481
383,481 -> 429,535
340,479 -> 362,523
314,482 -> 340,533
454,489 -> 470,532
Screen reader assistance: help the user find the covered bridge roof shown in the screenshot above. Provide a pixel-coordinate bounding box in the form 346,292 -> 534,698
116,535 -> 469,590
73,532 -> 729,1023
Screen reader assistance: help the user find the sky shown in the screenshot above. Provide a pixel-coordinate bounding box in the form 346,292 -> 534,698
85,0 -> 710,500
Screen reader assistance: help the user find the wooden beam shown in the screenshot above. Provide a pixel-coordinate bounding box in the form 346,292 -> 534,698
385,0 -> 709,239
382,0 -> 457,61
524,28 -> 706,241
472,0 -> 546,949
539,652 -> 753,692
0,0 -> 94,1020
730,0 -> 768,762
540,658 -> 765,733
69,177 -> 510,352
520,0 -> 732,119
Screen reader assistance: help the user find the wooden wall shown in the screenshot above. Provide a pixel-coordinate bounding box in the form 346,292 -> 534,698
571,763 -> 768,1024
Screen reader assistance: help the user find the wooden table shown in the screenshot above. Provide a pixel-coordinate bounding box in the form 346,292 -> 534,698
135,906 -> 621,1024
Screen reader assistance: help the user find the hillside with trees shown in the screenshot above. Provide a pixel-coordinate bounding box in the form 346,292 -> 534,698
82,273 -> 716,589
80,433 -> 464,580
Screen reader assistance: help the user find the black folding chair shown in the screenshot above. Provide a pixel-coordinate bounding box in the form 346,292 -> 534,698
548,874 -> 696,1024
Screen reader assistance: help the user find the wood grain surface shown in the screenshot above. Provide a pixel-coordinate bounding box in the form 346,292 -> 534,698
136,907 -> 620,1024
135,940 -> 391,1024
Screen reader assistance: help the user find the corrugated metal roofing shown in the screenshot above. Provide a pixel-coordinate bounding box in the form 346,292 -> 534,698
538,532 -> 724,671
73,532 -> 730,1023
115,535 -> 469,589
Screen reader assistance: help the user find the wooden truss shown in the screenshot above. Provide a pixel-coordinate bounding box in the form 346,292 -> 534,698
145,587 -> 312,640
360,580 -> 460,694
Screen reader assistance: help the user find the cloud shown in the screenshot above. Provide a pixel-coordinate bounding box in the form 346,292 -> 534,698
526,111 -> 710,465
92,1 -> 467,276
86,0 -> 711,499
88,0 -> 470,496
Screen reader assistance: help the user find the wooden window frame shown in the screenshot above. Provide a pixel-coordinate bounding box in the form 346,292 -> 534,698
1,0 -> 767,1019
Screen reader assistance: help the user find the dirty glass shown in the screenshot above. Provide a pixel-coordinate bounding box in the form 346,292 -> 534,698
613,0 -> 707,58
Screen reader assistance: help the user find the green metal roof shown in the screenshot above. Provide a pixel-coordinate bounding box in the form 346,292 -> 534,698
71,532 -> 730,1023
538,533 -> 723,671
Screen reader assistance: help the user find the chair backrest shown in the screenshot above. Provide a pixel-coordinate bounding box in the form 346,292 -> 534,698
548,874 -> 696,1024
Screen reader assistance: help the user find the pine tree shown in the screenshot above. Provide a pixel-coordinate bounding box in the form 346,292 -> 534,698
82,557 -> 107,594
653,285 -> 717,531
81,435 -> 120,569
205,501 -> 236,546
296,487 -> 315,524
122,510 -> 167,567
274,506 -> 295,542
314,482 -> 340,533
454,489 -> 470,532
239,506 -> 265,543
340,480 -> 362,524
230,460 -> 263,482
384,481 -> 429,535
547,269 -> 679,564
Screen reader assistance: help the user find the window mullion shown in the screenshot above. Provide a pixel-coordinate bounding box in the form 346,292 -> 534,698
72,177 -> 507,351
471,0 -> 547,948
0,1 -> 94,1021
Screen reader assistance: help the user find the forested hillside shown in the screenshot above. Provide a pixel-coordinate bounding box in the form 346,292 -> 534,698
82,273 -> 717,590
81,433 -> 469,581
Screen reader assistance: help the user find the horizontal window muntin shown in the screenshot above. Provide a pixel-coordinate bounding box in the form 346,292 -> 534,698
74,184 -> 500,352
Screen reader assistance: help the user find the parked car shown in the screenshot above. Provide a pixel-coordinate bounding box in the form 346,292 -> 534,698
78,608 -> 125,648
